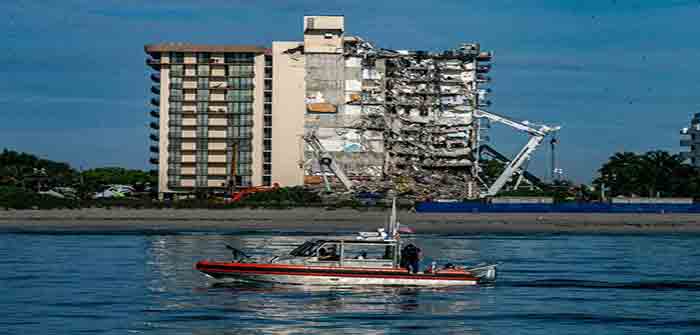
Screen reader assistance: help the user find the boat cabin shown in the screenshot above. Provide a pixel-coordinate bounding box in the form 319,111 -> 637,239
277,239 -> 401,269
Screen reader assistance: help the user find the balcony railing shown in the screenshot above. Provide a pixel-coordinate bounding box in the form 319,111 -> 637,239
150,73 -> 160,82
149,145 -> 159,153
151,85 -> 160,94
150,98 -> 159,106
149,157 -> 159,165
150,110 -> 159,118
149,122 -> 159,130
146,58 -> 161,70
149,133 -> 159,141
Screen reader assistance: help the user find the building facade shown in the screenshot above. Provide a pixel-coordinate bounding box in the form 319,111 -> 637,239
680,113 -> 700,167
146,15 -> 492,199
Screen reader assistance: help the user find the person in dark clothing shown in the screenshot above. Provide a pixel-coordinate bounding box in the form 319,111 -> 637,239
401,244 -> 421,274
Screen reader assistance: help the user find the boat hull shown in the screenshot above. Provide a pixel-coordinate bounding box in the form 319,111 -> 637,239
196,261 -> 480,286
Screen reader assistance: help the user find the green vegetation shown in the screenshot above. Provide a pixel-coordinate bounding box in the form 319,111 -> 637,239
3,147 -> 699,209
593,151 -> 700,198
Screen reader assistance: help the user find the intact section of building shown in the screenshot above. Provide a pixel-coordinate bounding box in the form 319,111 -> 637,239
146,15 -> 493,199
680,112 -> 700,167
146,44 -> 268,197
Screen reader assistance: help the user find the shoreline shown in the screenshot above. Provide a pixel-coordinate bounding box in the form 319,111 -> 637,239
2,208 -> 700,234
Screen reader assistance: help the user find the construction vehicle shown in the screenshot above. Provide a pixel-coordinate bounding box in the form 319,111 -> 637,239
304,131 -> 354,192
473,109 -> 560,197
227,183 -> 280,203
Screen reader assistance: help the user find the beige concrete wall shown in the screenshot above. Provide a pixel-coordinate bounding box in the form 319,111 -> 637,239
182,118 -> 197,126
208,130 -> 226,138
303,15 -> 344,31
182,142 -> 196,150
271,41 -> 305,186
208,118 -> 227,126
182,155 -> 196,163
182,130 -> 196,138
207,180 -> 227,187
208,155 -> 226,163
208,142 -> 227,150
181,179 -> 195,187
181,166 -> 196,175
211,66 -> 226,77
303,16 -> 344,54
251,54 -> 265,186
208,167 -> 227,175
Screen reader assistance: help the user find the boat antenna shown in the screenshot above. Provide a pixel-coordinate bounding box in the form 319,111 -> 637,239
389,197 -> 399,239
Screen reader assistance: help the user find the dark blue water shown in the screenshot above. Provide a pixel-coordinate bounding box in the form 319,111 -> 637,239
2,232 -> 700,334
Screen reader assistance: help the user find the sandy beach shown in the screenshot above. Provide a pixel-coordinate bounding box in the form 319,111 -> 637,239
2,208 -> 700,234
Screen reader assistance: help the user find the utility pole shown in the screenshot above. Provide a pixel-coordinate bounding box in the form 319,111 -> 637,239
550,132 -> 558,182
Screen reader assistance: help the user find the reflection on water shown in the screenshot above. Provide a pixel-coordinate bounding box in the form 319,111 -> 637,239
2,232 -> 700,334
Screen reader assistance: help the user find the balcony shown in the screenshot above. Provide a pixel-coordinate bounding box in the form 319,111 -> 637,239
476,74 -> 491,83
476,51 -> 493,62
476,65 -> 491,73
149,122 -> 159,130
150,98 -> 159,106
150,110 -> 159,118
151,85 -> 160,95
150,73 -> 160,82
149,157 -> 159,165
149,133 -> 159,142
146,58 -> 161,70
149,145 -> 159,153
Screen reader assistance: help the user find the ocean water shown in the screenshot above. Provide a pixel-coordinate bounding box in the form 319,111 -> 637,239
1,231 -> 700,334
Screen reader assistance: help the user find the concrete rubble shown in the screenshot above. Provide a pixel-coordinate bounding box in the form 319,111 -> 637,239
303,35 -> 493,201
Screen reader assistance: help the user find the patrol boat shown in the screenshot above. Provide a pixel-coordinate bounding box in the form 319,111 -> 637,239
195,199 -> 497,287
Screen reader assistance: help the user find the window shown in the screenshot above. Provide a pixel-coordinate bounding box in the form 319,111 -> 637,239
197,65 -> 209,76
227,77 -> 253,89
263,163 -> 272,174
170,65 -> 184,76
197,52 -> 210,64
265,55 -> 272,67
170,52 -> 184,63
228,64 -> 254,77
264,92 -> 272,103
264,116 -> 272,127
227,90 -> 253,102
170,89 -> 182,100
197,89 -> 209,101
262,176 -> 271,186
170,77 -> 183,89
264,80 -> 272,91
225,53 -> 254,63
198,77 -> 209,89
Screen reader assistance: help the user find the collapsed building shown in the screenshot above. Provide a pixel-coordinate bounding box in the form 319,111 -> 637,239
145,15 -> 558,200
300,16 -> 557,200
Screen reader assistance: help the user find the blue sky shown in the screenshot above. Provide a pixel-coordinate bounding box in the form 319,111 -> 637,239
2,0 -> 699,182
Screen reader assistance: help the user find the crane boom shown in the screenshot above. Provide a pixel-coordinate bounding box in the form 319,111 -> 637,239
473,109 -> 560,197
304,132 -> 354,191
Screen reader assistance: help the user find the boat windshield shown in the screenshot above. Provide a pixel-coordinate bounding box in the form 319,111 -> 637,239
289,241 -> 321,257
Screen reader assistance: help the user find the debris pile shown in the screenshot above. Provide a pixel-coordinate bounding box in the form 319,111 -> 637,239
303,38 -> 493,201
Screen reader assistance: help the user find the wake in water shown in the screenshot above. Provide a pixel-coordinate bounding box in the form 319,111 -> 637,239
506,279 -> 700,290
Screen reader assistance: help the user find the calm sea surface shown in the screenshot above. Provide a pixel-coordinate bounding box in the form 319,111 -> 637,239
2,230 -> 700,334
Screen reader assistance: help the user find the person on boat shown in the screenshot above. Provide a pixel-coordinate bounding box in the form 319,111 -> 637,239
319,245 -> 340,261
356,251 -> 367,260
401,244 -> 422,274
